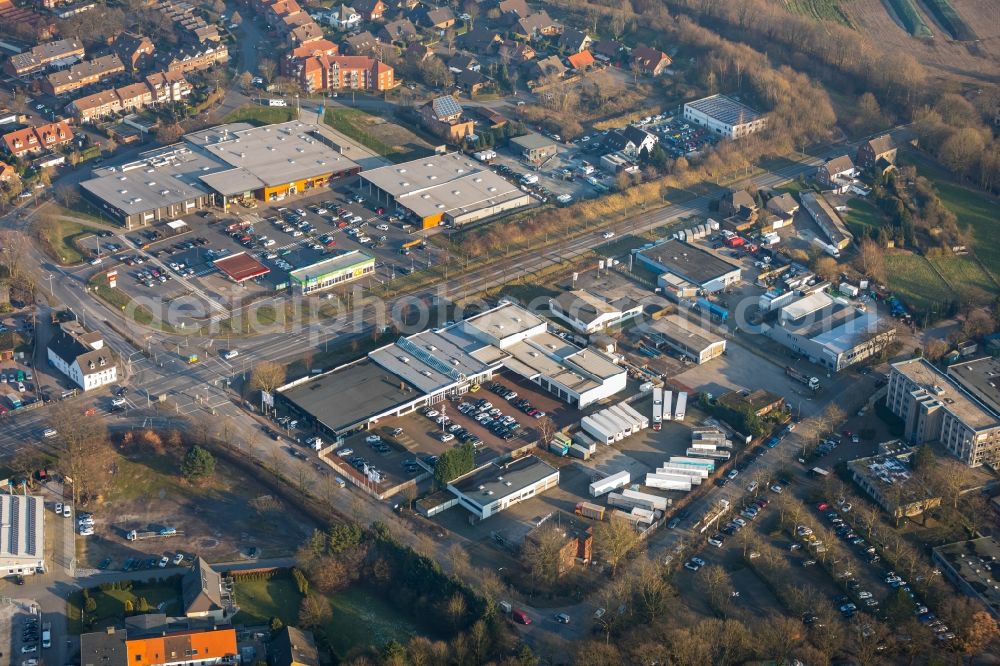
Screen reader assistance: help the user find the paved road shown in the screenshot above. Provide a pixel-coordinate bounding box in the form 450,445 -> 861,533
0,122 -> 915,653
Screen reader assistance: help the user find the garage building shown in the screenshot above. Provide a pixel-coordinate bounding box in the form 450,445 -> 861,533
448,455 -> 559,520
510,132 -> 558,164
647,313 -> 726,364
634,238 -> 742,293
357,152 -> 532,229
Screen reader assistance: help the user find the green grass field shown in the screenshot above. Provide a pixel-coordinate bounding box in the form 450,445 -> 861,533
885,254 -> 955,314
844,197 -> 887,238
928,255 -> 997,304
68,580 -> 183,633
784,0 -> 852,25
36,217 -> 98,265
231,571 -> 304,625
886,0 -> 933,36
324,586 -> 440,657
222,105 -> 297,126
901,150 -> 1000,277
323,107 -> 395,156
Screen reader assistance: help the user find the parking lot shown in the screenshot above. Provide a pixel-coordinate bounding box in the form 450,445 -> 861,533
77,183 -> 453,324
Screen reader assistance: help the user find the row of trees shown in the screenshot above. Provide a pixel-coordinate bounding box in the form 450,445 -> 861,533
913,93 -> 1000,195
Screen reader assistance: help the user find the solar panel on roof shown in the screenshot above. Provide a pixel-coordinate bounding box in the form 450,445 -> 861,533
432,95 -> 462,118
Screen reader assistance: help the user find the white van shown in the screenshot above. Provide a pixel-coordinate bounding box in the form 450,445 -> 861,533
334,476 -> 346,488
223,350 -> 239,360
267,99 -> 287,107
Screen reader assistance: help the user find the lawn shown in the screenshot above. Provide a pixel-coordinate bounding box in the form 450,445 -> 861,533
231,571 -> 303,626
323,107 -> 394,156
88,273 -> 157,326
784,0 -> 852,25
928,255 -> 998,304
885,253 -> 956,315
323,585 -> 441,658
901,150 -> 1000,277
35,217 -> 99,265
68,578 -> 183,633
844,197 -> 887,238
594,233 -> 653,258
222,104 -> 297,126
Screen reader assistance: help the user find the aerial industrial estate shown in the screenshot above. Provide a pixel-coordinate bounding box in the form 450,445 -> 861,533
0,0 -> 997,661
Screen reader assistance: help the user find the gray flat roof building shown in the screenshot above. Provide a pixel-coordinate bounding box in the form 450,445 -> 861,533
0,494 -> 44,577
80,121 -> 359,228
358,152 -> 531,227
634,239 -> 742,292
648,313 -> 726,364
449,455 -> 560,519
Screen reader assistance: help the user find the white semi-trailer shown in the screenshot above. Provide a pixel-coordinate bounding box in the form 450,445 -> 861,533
589,470 -> 630,497
674,391 -> 687,421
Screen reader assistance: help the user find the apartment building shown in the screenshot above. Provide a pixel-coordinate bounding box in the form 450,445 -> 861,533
3,38 -> 84,77
42,54 -> 125,95
886,358 -> 1000,468
145,70 -> 193,104
291,54 -> 394,93
69,73 -> 191,122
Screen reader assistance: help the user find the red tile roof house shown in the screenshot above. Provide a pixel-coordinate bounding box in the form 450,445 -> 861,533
630,46 -> 671,76
2,121 -> 74,158
566,50 -> 594,71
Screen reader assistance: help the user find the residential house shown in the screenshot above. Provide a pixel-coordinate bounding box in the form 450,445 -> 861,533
456,69 -> 489,94
816,154 -> 856,192
495,0 -> 529,18
856,134 -> 897,170
404,42 -> 433,62
0,161 -> 16,182
80,625 -> 238,666
417,6 -> 456,30
525,54 -> 565,82
114,32 -> 155,71
566,50 -> 594,71
288,21 -> 325,47
269,627 -> 320,666
326,4 -> 361,30
0,0 -> 57,41
344,31 -> 381,56
630,45 -> 670,76
46,321 -> 117,392
115,82 -> 154,113
182,557 -> 228,621
144,70 -> 193,103
497,39 -> 534,63
165,44 -> 228,73
378,18 -> 419,44
605,125 -> 657,158
354,0 -> 385,20
287,38 -> 339,63
2,121 -> 74,158
457,27 -> 502,52
419,94 -> 474,142
764,192 -> 799,225
2,38 -> 84,77
558,28 -> 591,54
447,54 -> 480,73
720,189 -> 758,223
69,83 -> 156,123
513,11 -> 561,41
592,39 -> 626,63
476,106 -> 507,128
42,54 -> 125,95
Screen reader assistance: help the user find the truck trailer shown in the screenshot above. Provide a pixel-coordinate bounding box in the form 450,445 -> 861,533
581,416 -> 616,445
668,456 -> 716,471
575,501 -> 606,520
593,412 -> 627,440
652,386 -> 663,431
617,402 -> 649,430
674,392 -> 687,421
663,391 -> 673,421
620,488 -> 670,511
685,448 -> 732,460
786,366 -> 821,391
645,474 -> 693,491
589,470 -> 630,497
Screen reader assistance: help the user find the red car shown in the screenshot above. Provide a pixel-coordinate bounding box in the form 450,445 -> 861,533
336,221 -> 348,228
375,207 -> 385,214
817,502 -> 830,511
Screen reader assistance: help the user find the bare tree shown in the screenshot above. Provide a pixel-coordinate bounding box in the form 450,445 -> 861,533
700,564 -> 733,615
628,554 -> 672,622
250,360 -> 287,395
595,515 -> 639,576
521,523 -> 565,588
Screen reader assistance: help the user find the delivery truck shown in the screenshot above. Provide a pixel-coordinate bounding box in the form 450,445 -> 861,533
786,366 -> 821,390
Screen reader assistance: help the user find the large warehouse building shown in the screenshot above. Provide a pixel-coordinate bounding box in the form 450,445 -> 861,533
767,292 -> 895,372
634,238 -> 742,294
276,302 -> 627,436
683,94 -> 767,139
357,152 -> 532,229
81,121 -> 360,228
